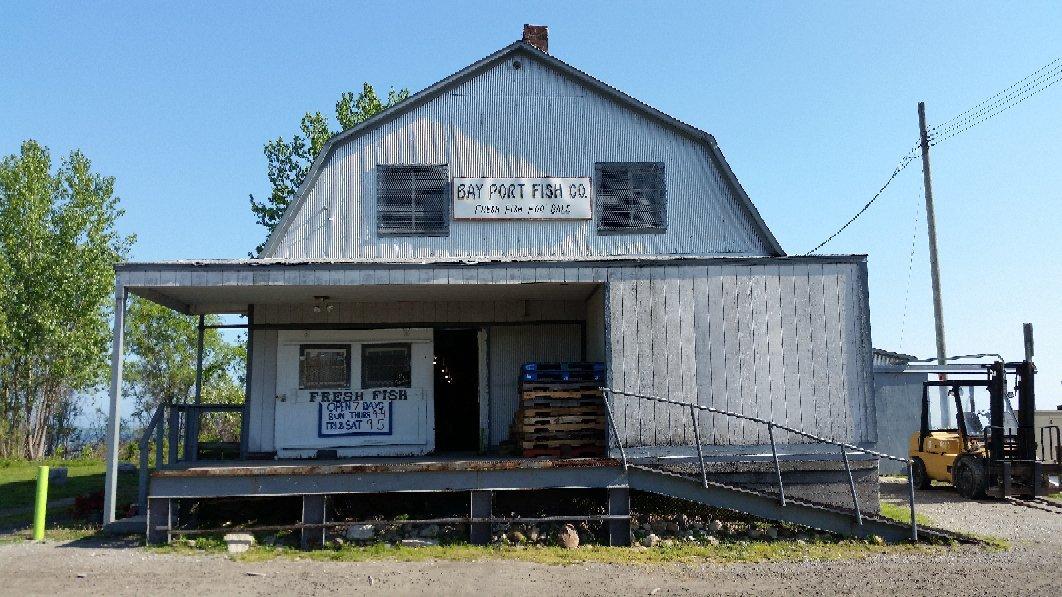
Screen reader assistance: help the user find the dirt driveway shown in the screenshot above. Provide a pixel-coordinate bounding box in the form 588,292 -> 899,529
1,481 -> 1058,596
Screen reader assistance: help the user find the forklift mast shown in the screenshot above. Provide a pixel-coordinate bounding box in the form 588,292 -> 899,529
1014,360 -> 1037,463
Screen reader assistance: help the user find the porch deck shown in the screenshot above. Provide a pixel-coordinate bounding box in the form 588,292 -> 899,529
148,455 -> 626,499
144,454 -> 631,547
140,451 -> 903,548
154,454 -> 620,477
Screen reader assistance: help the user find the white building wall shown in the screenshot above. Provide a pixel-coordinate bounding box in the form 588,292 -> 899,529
244,299 -> 588,453
606,261 -> 875,446
122,257 -> 872,451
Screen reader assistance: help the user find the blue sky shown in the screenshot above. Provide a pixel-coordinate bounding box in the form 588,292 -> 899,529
2,2 -> 1060,407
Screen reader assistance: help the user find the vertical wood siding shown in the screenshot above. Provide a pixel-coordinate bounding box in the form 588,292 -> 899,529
268,56 -> 774,260
605,262 -> 873,445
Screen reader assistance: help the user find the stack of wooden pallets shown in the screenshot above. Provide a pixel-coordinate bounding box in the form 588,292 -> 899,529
510,362 -> 607,458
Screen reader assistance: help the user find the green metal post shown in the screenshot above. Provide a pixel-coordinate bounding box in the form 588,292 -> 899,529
33,466 -> 49,541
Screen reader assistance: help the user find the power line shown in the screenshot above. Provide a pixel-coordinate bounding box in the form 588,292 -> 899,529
897,195 -> 921,350
929,57 -> 1062,143
930,71 -> 1062,146
930,63 -> 1062,138
805,55 -> 1062,254
931,56 -> 1062,131
804,146 -> 920,255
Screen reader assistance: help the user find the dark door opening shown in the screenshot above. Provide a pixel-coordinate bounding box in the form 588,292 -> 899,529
433,328 -> 480,453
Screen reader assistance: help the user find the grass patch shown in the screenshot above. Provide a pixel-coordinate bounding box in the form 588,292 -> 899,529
152,537 -> 948,565
964,533 -> 1010,551
878,501 -> 933,528
0,458 -> 137,533
1045,493 -> 1061,504
0,526 -> 101,544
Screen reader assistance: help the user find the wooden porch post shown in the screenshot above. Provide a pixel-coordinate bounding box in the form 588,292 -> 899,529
185,314 -> 205,462
103,282 -> 127,525
146,497 -> 172,545
239,305 -> 253,459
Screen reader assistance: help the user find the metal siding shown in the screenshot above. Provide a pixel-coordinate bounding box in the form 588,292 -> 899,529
270,58 -> 773,260
488,323 -> 582,445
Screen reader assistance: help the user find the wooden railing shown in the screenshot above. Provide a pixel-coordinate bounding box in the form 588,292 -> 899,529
138,403 -> 244,512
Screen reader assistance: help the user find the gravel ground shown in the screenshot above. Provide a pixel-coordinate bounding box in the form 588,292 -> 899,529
0,480 -> 1057,596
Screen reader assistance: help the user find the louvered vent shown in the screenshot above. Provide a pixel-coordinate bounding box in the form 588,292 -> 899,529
595,162 -> 666,232
377,164 -> 450,236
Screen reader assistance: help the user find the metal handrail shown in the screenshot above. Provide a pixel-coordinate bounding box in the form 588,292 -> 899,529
603,387 -> 918,541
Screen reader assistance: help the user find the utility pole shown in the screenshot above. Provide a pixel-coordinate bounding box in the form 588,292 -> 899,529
918,101 -> 950,427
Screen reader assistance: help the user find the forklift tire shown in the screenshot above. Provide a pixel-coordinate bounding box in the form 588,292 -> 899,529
953,455 -> 989,499
912,458 -> 931,490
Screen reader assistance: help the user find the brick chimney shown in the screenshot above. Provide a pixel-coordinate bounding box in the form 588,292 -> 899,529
522,24 -> 548,53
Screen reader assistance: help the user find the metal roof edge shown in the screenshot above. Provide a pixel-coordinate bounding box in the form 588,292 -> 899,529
704,136 -> 785,256
116,253 -> 867,272
260,40 -> 527,257
259,40 -> 783,258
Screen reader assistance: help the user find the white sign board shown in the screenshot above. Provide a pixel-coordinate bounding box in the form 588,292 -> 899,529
273,330 -> 435,457
453,177 -> 592,220
312,388 -> 418,437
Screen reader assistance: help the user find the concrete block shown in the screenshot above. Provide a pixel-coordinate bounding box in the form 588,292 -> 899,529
398,538 -> 437,547
224,533 -> 256,554
345,524 -> 374,540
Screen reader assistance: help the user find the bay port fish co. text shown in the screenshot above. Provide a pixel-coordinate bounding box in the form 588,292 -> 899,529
454,179 -> 589,217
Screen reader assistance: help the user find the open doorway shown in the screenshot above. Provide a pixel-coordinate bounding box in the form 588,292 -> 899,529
433,328 -> 480,453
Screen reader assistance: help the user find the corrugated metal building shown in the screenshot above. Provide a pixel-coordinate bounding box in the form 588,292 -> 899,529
871,349 -> 925,473
102,27 -> 885,535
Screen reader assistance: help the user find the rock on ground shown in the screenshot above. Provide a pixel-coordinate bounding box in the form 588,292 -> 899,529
0,480 -> 1056,596
556,524 -> 580,549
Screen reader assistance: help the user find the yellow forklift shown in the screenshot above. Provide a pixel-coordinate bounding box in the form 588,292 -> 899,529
909,359 -> 1061,499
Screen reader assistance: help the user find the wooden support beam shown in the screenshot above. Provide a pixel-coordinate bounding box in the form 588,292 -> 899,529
469,490 -> 492,545
240,305 -> 253,460
147,497 -> 171,546
301,495 -> 326,549
607,487 -> 631,546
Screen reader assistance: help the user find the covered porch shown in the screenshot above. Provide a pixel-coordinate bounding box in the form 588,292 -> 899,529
101,256 -> 901,545
103,258 -> 610,527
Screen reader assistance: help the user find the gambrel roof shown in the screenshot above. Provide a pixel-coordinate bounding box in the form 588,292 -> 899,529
260,40 -> 784,258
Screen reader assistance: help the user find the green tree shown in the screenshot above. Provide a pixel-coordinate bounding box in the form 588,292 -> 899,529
0,140 -> 133,458
123,297 -> 246,441
249,83 -> 409,255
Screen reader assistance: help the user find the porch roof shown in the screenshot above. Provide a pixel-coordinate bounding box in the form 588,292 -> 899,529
115,254 -> 867,315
